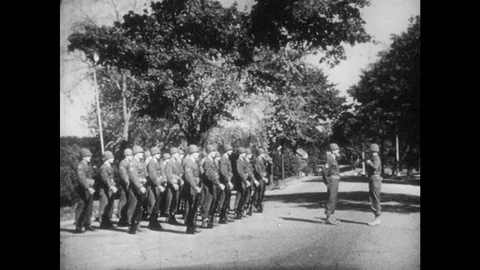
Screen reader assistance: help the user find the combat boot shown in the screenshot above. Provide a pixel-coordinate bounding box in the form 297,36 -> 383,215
325,216 -> 338,225
74,227 -> 85,234
148,221 -> 163,231
99,221 -> 114,229
368,217 -> 381,226
219,216 -> 228,224
234,212 -> 243,220
200,219 -> 210,228
84,225 -> 96,231
168,215 -> 181,225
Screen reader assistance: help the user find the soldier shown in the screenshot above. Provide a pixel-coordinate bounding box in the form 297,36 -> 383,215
233,147 -> 250,219
117,148 -> 135,227
217,144 -> 235,224
252,148 -> 270,213
366,143 -> 382,226
244,148 -> 256,216
176,149 -> 186,217
165,147 -> 182,225
322,143 -> 341,225
127,145 -> 148,234
75,148 -> 96,233
183,144 -> 203,234
98,151 -> 118,229
143,149 -> 155,221
159,153 -> 171,217
147,146 -> 166,230
201,145 -> 225,228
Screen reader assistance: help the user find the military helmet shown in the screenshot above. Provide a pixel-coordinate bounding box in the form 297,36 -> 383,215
170,147 -> 179,155
329,143 -> 339,151
150,147 -> 161,155
132,145 -> 144,155
370,143 -> 380,152
214,151 -> 221,158
123,148 -> 133,156
162,153 -> 171,160
80,148 -> 92,158
223,143 -> 233,152
257,148 -> 265,155
103,150 -> 114,160
144,150 -> 151,157
237,147 -> 246,154
179,149 -> 185,155
246,148 -> 252,155
206,144 -> 216,153
188,144 -> 200,154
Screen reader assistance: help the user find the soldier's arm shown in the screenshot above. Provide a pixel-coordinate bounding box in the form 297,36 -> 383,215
183,162 -> 198,188
127,163 -> 142,190
100,166 -> 113,188
219,157 -> 229,183
148,161 -> 159,187
77,163 -> 90,190
236,159 -> 247,183
119,162 -> 130,185
165,161 -> 177,185
371,156 -> 381,172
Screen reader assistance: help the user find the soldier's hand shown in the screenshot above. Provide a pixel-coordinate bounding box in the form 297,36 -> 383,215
253,180 -> 260,187
246,181 -> 251,188
228,182 -> 234,190
179,179 -> 184,186
263,177 -> 269,183
194,186 -> 201,193
173,184 -> 179,191
219,183 -> 225,190
140,186 -> 147,193
88,188 -> 95,195
110,186 -> 118,193
159,186 -> 166,193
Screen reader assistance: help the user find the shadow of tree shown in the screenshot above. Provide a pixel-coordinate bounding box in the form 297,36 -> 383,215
280,216 -> 369,226
305,175 -> 420,186
266,191 -> 420,214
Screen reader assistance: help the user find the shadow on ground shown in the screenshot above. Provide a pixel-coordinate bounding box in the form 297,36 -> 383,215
305,175 -> 420,186
266,191 -> 420,214
279,216 -> 368,226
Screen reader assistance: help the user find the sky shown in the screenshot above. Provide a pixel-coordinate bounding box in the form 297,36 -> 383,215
60,0 -> 420,137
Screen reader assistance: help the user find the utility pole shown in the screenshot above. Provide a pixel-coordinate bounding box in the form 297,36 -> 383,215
361,150 -> 366,175
93,51 -> 105,154
396,133 -> 400,176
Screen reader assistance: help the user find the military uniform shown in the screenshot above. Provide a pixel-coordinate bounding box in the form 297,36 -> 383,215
202,152 -> 221,228
75,149 -> 96,233
252,154 -> 268,213
143,151 -> 155,219
165,151 -> 182,224
218,147 -> 234,223
98,151 -> 117,228
233,148 -> 249,219
118,151 -> 136,227
146,148 -> 165,230
366,144 -> 382,226
127,148 -> 148,234
323,153 -> 340,218
183,148 -> 203,234
243,153 -> 255,216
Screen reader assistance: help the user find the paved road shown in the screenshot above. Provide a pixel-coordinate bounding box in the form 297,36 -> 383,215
60,175 -> 420,270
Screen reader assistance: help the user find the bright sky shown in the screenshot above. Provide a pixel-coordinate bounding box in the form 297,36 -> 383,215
60,0 -> 420,137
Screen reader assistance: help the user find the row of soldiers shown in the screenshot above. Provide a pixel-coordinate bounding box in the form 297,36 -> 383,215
75,143 -> 272,235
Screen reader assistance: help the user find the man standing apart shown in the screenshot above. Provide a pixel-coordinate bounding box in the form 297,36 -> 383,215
127,145 -> 148,234
322,143 -> 341,225
147,146 -> 166,230
218,144 -> 235,224
366,143 -> 382,226
165,147 -> 182,225
98,151 -> 118,229
183,145 -> 203,234
117,148 -> 134,227
253,148 -> 270,213
75,148 -> 96,233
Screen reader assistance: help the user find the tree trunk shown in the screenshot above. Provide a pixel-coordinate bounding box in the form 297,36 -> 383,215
281,149 -> 285,180
121,73 -> 130,141
380,139 -> 385,175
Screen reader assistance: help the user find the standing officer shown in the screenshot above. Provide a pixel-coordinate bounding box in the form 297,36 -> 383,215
127,145 -> 148,234
366,143 -> 382,226
98,151 -> 118,229
244,148 -> 256,216
234,147 -> 250,219
117,148 -> 134,227
252,148 -> 270,213
218,144 -> 235,224
183,144 -> 203,234
201,145 -> 225,228
147,146 -> 166,230
322,143 -> 341,225
75,148 -> 96,233
165,147 -> 182,225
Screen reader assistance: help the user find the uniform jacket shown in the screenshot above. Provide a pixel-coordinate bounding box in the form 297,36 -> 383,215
366,155 -> 382,177
254,156 -> 268,179
147,157 -> 165,187
119,158 -> 130,186
203,155 -> 220,187
323,153 -> 340,178
99,162 -> 115,189
183,157 -> 201,194
77,160 -> 94,190
127,157 -> 147,191
244,158 -> 254,181
219,153 -> 233,184
165,158 -> 181,185
235,157 -> 248,184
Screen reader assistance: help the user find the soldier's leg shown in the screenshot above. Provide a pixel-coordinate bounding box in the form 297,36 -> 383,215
208,186 -> 218,226
256,179 -> 266,212
235,183 -> 246,218
117,186 -> 127,221
368,176 -> 382,226
149,187 -> 162,229
107,190 -> 115,221
201,185 -> 213,227
220,185 -> 231,221
325,176 -> 339,225
145,187 -> 155,216
324,177 -> 333,217
165,184 -> 174,217
85,190 -> 94,229
75,187 -> 87,231
98,188 -> 107,223
126,188 -> 137,225
129,188 -> 146,234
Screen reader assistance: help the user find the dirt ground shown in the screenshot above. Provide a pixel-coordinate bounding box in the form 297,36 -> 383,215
60,174 -> 420,270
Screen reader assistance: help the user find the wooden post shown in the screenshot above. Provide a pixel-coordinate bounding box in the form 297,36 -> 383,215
281,150 -> 285,180
361,150 -> 365,175
93,66 -> 105,154
396,133 -> 400,176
